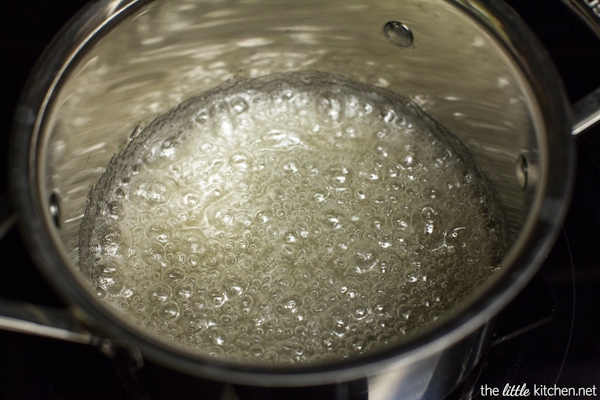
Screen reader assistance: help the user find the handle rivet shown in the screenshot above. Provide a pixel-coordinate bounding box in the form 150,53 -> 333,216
49,191 -> 62,228
383,21 -> 414,48
515,154 -> 529,190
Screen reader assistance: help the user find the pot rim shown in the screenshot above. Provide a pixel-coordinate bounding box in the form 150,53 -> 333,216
8,0 -> 575,386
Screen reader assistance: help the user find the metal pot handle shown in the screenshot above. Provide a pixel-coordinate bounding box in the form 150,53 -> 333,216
0,298 -> 100,345
562,0 -> 600,135
0,197 -> 143,376
0,193 -> 102,345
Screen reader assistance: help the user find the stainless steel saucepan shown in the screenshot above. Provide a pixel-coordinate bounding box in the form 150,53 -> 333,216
3,0 -> 600,399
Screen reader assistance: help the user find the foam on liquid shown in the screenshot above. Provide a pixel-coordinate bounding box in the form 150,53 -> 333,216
80,72 -> 507,365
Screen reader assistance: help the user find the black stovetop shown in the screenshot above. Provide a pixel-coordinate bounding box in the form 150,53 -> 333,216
1,1 -> 599,399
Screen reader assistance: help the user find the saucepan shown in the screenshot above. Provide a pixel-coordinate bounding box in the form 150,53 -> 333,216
3,0 -> 600,399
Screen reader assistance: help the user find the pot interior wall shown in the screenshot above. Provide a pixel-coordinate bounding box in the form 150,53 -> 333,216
41,0 -> 541,265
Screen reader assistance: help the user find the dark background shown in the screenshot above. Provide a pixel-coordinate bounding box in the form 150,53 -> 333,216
1,1 -> 599,399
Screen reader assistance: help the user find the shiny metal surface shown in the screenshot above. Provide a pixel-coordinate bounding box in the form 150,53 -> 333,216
563,0 -> 600,135
562,0 -> 600,38
45,0 -> 541,254
6,0 -> 579,398
572,87 -> 600,135
0,299 -> 99,345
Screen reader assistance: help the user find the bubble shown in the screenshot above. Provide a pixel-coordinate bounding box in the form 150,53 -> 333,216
146,220 -> 173,243
347,336 -> 368,352
266,184 -> 286,201
382,108 -> 398,124
325,163 -> 353,189
195,109 -> 209,125
182,193 -> 202,208
370,193 -> 386,206
316,206 -> 345,230
140,242 -> 168,269
114,187 -> 126,199
445,226 -> 466,247
187,254 -> 200,267
416,206 -> 443,237
209,99 -> 230,118
207,328 -> 228,346
237,293 -> 254,311
273,207 -> 287,219
158,137 -> 178,159
158,301 -> 180,321
324,305 -> 351,336
148,283 -> 172,303
163,267 -> 186,284
311,301 -> 328,314
104,200 -> 127,220
95,262 -> 123,295
221,274 -> 245,298
315,92 -> 344,124
96,224 -> 129,258
280,158 -> 300,175
370,295 -> 389,316
230,97 -> 249,114
175,282 -> 194,299
282,230 -> 299,244
131,180 -> 170,205
229,152 -> 251,171
320,331 -> 337,350
313,191 -> 327,203
276,293 -> 303,315
422,187 -> 440,200
180,233 -> 204,254
208,289 -> 228,307
348,242 -> 380,274
205,205 -> 236,229
351,299 -> 369,320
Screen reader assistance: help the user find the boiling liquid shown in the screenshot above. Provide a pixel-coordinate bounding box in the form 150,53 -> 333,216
80,72 -> 507,365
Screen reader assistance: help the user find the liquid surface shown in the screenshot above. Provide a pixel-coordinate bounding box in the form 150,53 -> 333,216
80,72 -> 507,365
